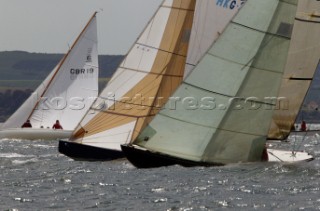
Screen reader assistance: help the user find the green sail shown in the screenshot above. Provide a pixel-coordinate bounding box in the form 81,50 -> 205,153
133,0 -> 298,164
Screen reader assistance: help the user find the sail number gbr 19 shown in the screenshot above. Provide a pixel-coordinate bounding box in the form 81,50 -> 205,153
70,68 -> 95,80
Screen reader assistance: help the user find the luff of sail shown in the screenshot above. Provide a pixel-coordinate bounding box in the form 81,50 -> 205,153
70,0 -> 196,151
2,13 -> 99,131
268,0 -> 320,139
129,0 -> 298,165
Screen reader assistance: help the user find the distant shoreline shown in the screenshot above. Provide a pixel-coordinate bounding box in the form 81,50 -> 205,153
0,51 -> 122,121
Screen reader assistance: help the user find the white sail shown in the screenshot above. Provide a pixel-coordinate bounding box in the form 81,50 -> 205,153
71,0 -> 196,150
133,0 -> 298,164
185,0 -> 245,78
2,13 -> 98,131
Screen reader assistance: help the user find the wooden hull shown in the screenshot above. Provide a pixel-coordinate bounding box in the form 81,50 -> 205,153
0,128 -> 72,140
121,145 -> 314,169
59,140 -> 125,161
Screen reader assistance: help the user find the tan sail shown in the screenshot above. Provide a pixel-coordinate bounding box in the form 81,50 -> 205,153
268,1 -> 320,139
71,0 -> 196,150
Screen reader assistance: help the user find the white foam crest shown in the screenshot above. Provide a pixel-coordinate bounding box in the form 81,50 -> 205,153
12,158 -> 39,165
0,138 -> 24,142
0,153 -> 34,158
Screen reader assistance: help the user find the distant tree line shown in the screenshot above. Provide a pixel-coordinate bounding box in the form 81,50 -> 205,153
0,51 -> 124,81
0,89 -> 33,122
0,52 -> 125,122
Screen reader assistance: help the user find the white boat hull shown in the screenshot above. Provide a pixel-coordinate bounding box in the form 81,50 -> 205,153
267,149 -> 313,163
0,128 -> 73,140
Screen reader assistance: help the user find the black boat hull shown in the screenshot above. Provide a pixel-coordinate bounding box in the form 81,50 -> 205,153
59,140 -> 125,161
121,144 -> 223,168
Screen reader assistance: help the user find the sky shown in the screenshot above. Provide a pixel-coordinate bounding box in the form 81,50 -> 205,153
0,0 -> 162,55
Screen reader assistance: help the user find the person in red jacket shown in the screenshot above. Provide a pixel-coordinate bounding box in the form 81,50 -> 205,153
261,144 -> 268,162
21,119 -> 32,128
300,120 -> 306,131
52,120 -> 63,130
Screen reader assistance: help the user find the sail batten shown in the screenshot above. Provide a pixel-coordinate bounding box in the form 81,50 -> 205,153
289,77 -> 313,80
117,66 -> 184,77
231,21 -> 292,40
97,110 -> 155,119
295,18 -> 320,23
135,42 -> 188,57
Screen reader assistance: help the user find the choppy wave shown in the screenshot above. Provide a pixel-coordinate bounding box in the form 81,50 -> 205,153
0,136 -> 320,210
11,158 -> 39,165
0,153 -> 33,158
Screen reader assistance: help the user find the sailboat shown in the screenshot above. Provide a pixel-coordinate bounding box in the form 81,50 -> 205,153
0,12 -> 99,140
268,0 -> 320,140
58,0 -> 247,161
121,0 -> 314,168
58,0 -> 197,160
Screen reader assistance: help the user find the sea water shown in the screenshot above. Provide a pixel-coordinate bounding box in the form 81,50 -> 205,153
0,134 -> 320,210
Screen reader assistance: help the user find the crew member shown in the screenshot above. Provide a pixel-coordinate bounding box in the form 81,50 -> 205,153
300,120 -> 306,131
21,120 -> 32,128
261,144 -> 269,162
52,120 -> 63,130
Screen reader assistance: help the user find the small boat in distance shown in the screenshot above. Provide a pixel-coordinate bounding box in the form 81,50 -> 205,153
0,12 -> 99,140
